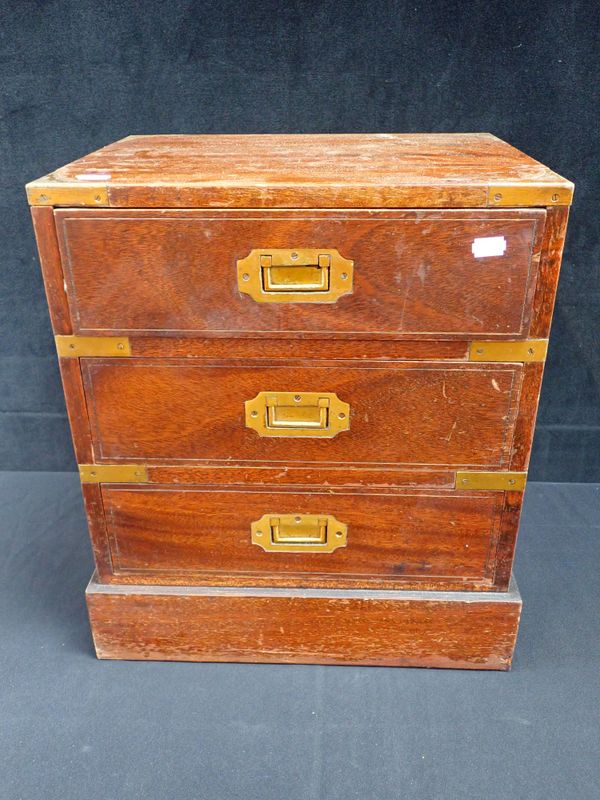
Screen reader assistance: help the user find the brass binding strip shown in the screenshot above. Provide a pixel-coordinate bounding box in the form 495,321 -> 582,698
79,465 -> 149,484
468,340 -> 548,363
57,337 -> 546,363
78,465 -> 526,491
26,180 -> 109,207
487,183 -> 573,207
56,336 -> 131,358
456,471 -> 527,492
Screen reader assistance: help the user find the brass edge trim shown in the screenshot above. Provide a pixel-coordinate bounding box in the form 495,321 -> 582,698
79,464 -> 149,484
26,180 -> 109,207
487,183 -> 573,207
79,465 -> 527,491
56,335 -> 131,358
456,471 -> 527,492
468,340 -> 548,363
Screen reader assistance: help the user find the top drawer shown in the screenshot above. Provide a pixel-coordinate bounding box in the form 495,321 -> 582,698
55,209 -> 545,338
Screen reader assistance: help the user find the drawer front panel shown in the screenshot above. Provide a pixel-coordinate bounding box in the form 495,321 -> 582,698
56,209 -> 544,337
102,486 -> 503,586
83,359 -> 522,467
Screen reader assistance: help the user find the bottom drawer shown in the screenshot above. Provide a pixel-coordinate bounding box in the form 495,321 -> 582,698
97,485 -> 511,591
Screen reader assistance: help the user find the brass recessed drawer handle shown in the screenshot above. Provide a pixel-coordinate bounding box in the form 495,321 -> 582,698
251,513 -> 348,553
237,248 -> 353,303
245,391 -> 350,438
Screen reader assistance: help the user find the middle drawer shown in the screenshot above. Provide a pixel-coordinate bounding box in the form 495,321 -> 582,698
82,358 -> 523,468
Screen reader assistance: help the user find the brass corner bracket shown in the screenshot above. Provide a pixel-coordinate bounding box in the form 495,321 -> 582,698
26,179 -> 109,207
487,183 -> 573,207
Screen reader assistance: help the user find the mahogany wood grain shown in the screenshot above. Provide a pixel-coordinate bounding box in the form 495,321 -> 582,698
509,362 -> 545,472
54,209 -> 545,338
146,465 -> 455,488
108,185 -> 489,211
81,359 -> 523,468
530,206 -> 570,338
36,133 -> 572,209
492,491 -> 523,590
100,485 -> 502,589
86,574 -> 522,668
30,206 -> 72,334
81,483 -> 113,578
130,337 -> 469,359
57,357 -> 93,462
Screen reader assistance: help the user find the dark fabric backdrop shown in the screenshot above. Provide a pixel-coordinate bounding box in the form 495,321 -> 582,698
1,0 -> 598,480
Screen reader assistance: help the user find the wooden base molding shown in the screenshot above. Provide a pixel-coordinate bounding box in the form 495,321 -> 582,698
86,573 -> 522,669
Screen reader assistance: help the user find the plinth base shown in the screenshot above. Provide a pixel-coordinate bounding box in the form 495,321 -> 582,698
86,574 -> 522,669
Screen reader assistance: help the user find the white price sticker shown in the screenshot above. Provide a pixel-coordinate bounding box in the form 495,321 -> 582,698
471,236 -> 507,258
75,172 -> 111,181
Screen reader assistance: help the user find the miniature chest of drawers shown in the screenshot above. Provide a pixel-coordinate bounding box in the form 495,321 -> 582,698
28,134 -> 572,668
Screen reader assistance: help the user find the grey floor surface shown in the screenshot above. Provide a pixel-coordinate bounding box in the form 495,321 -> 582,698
1,473 -> 599,800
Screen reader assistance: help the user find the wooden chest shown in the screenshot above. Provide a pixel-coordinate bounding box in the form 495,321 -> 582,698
28,134 -> 572,668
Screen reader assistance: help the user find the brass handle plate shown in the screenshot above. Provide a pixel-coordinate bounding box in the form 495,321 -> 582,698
251,513 -> 348,553
237,248 -> 353,303
245,391 -> 350,438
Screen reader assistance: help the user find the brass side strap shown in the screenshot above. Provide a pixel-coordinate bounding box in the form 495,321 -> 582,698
487,183 -> 573,207
468,340 -> 548,363
26,180 -> 109,207
78,465 -> 526,490
56,336 -> 131,358
79,465 -> 148,483
456,471 -> 527,491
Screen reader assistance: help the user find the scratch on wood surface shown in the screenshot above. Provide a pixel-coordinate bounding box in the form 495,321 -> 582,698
443,420 -> 458,443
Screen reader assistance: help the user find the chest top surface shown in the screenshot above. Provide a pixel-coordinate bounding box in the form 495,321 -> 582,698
27,133 -> 573,209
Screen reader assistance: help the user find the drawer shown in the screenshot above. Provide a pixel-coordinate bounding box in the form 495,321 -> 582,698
100,485 -> 506,590
55,208 -> 545,338
81,358 -> 523,468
